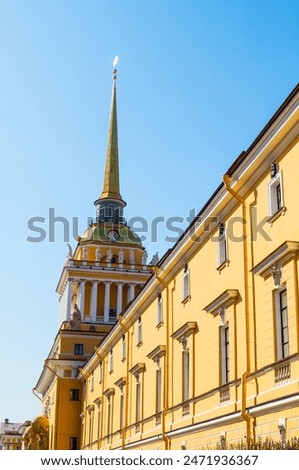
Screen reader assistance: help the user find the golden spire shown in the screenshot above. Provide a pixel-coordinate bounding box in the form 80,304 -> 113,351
99,56 -> 125,204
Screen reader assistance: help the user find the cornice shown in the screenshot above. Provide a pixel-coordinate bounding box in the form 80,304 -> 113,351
129,363 -> 146,377
103,387 -> 115,397
172,322 -> 198,342
114,377 -> 126,388
147,345 -> 166,361
57,267 -> 152,295
252,241 -> 299,278
204,290 -> 240,316
248,393 -> 299,417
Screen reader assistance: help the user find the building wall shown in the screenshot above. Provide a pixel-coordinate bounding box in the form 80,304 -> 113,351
79,89 -> 299,449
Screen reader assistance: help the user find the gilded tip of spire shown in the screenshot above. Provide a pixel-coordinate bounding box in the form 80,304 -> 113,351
113,56 -> 119,82
113,56 -> 119,68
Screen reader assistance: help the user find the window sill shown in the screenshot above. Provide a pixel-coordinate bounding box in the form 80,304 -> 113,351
156,321 -> 164,329
181,295 -> 191,305
268,206 -> 286,226
136,341 -> 143,348
217,259 -> 230,273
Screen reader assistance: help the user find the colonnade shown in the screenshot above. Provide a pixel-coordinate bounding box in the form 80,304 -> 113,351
65,278 -> 136,323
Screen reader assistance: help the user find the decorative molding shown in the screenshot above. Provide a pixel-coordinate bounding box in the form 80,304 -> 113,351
248,393 -> 299,417
204,290 -> 239,316
147,345 -> 166,362
171,322 -> 197,343
129,363 -> 146,377
252,241 -> 299,279
270,264 -> 282,289
86,404 -> 95,413
103,388 -> 115,397
114,377 -> 126,388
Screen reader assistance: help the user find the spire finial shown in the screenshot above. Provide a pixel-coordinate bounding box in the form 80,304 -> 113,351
113,56 -> 119,86
94,55 -> 126,215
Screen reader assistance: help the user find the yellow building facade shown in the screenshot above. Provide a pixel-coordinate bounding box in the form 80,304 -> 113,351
33,68 -> 299,450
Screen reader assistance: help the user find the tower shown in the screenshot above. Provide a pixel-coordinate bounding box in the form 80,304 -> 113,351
32,59 -> 152,450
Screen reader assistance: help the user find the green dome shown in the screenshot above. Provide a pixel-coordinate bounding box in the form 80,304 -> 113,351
79,224 -> 142,246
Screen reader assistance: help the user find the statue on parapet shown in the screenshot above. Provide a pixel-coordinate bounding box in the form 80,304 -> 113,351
67,304 -> 82,329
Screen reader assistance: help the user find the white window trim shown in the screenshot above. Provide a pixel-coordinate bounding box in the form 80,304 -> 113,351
217,224 -> 228,269
137,317 -> 142,346
182,268 -> 190,303
90,371 -> 94,392
268,169 -> 285,220
109,350 -> 113,373
121,334 -> 126,361
99,361 -> 103,383
274,286 -> 289,361
157,296 -> 163,326
220,321 -> 229,385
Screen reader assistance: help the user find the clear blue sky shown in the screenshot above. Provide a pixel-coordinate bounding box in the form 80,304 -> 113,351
0,0 -> 298,423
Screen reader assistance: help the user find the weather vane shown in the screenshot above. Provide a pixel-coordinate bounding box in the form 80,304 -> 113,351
113,56 -> 119,81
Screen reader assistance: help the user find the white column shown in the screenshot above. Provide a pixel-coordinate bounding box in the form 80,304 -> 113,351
66,278 -> 73,321
104,282 -> 111,323
90,281 -> 98,322
129,283 -> 135,302
78,280 -> 86,319
117,283 -> 123,315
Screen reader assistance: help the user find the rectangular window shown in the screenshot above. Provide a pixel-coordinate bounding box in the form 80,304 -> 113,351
268,170 -> 284,217
218,223 -> 227,267
137,317 -> 142,345
224,326 -> 230,383
121,335 -> 126,361
136,376 -> 141,432
69,389 -> 80,401
276,288 -> 289,359
74,343 -> 84,355
220,325 -> 230,384
120,388 -> 125,431
156,364 -> 162,424
106,396 -> 111,442
182,264 -> 190,301
109,350 -> 113,373
96,404 -> 101,441
69,436 -> 78,450
99,361 -> 103,383
109,308 -> 117,323
157,295 -> 163,325
88,411 -> 93,445
90,371 -> 94,392
182,346 -> 189,415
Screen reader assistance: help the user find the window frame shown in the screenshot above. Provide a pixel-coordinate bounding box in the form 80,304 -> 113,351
274,286 -> 290,360
121,334 -> 126,361
268,169 -> 285,219
69,388 -> 80,401
182,264 -> 190,303
69,436 -> 78,450
74,343 -> 84,356
220,323 -> 230,385
157,294 -> 163,326
137,316 -> 142,346
217,223 -> 228,268
109,350 -> 113,373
